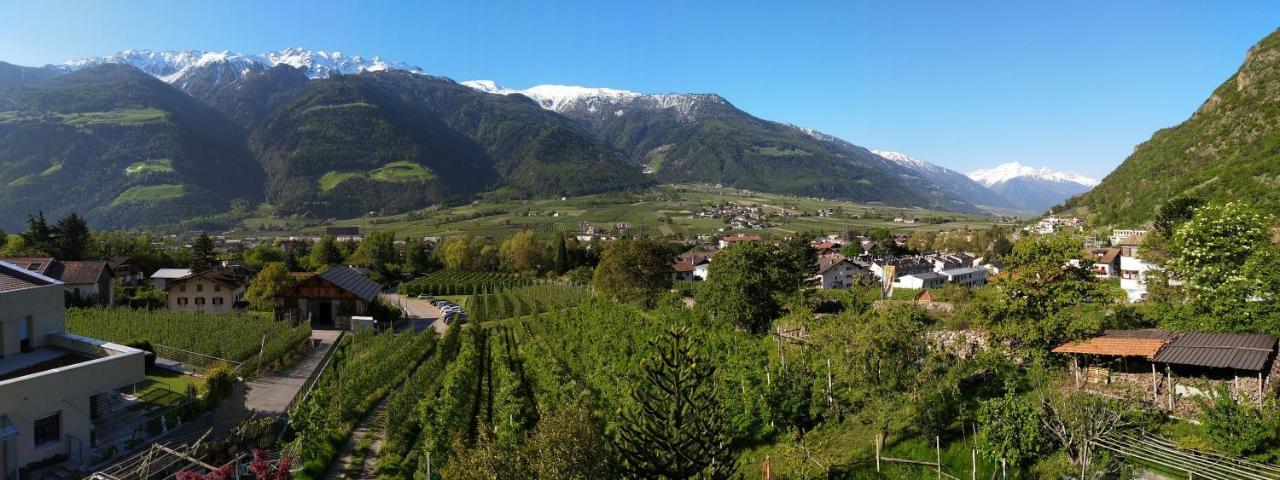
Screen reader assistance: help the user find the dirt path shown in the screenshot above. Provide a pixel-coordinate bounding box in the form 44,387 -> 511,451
245,329 -> 343,415
325,398 -> 389,479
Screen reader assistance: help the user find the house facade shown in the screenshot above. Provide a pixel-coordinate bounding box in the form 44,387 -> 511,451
0,261 -> 146,478
815,254 -> 865,289
939,266 -> 987,287
275,266 -> 383,328
164,268 -> 247,312
148,268 -> 192,291
894,272 -> 946,289
671,251 -> 714,282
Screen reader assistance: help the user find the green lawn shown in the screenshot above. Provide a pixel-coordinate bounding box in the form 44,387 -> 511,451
112,184 -> 186,206
132,367 -> 201,406
318,171 -> 362,192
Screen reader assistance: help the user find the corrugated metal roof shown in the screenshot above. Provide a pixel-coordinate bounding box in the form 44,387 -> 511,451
1153,332 -> 1277,371
319,266 -> 382,303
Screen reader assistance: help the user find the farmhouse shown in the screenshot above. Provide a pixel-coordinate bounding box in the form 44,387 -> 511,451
163,268 -> 248,312
0,258 -> 115,306
1053,329 -> 1278,412
0,261 -> 146,476
275,266 -> 383,328
671,251 -> 714,282
105,257 -> 146,285
1085,247 -> 1121,278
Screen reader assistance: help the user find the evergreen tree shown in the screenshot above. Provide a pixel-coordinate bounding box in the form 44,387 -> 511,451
551,233 -> 568,275
51,212 -> 91,260
615,327 -> 735,479
22,211 -> 54,254
190,233 -> 219,271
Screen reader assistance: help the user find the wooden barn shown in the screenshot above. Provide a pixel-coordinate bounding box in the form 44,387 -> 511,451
275,266 -> 383,329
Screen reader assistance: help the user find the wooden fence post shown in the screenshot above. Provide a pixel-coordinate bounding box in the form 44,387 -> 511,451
875,433 -> 882,472
936,436 -> 942,479
971,449 -> 977,480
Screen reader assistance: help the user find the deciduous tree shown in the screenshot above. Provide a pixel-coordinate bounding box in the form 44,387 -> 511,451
592,238 -> 671,305
246,262 -> 294,312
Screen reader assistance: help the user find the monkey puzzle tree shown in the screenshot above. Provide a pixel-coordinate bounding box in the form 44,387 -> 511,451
614,327 -> 736,479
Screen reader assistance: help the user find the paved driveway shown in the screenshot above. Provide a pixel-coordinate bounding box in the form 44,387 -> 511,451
382,293 -> 447,333
244,329 -> 343,415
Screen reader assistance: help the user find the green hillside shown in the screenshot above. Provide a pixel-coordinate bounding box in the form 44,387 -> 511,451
1067,28 -> 1280,226
0,64 -> 262,229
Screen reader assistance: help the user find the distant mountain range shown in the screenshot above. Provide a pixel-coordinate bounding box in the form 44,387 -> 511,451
0,48 -> 1098,229
967,161 -> 1098,212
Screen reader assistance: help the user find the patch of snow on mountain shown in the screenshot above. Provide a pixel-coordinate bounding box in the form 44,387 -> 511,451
462,81 -> 725,121
968,162 -> 1099,187
57,48 -> 424,84
871,150 -> 945,174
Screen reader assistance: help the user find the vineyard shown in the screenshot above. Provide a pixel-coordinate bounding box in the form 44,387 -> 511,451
463,283 -> 591,322
398,271 -> 533,296
65,308 -> 311,374
288,330 -> 436,479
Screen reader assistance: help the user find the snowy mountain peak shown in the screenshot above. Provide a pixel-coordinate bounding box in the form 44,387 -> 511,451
967,162 -> 1099,188
56,48 -> 424,84
462,80 -> 724,120
871,150 -> 945,174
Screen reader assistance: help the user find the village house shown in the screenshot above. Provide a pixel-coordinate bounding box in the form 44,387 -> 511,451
1118,234 -> 1154,302
105,257 -> 146,285
718,234 -> 763,249
0,261 -> 146,477
163,268 -> 248,312
1109,228 -> 1148,247
1053,329 -> 1278,412
815,253 -> 866,289
671,251 -> 714,282
275,266 -> 383,329
0,258 -> 115,306
1085,247 -> 1121,278
148,268 -> 192,290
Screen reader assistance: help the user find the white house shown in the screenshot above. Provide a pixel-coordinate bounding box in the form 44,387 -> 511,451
1118,234 -> 1154,302
894,272 -> 947,290
671,251 -> 714,282
0,261 -> 146,477
815,254 -> 865,289
1109,229 -> 1148,248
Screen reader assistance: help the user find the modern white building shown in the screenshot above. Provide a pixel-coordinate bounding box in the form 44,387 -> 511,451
0,262 -> 146,477
148,268 -> 193,290
939,266 -> 988,287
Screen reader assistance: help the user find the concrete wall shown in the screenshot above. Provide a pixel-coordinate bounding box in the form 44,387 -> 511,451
0,284 -> 65,357
0,341 -> 144,473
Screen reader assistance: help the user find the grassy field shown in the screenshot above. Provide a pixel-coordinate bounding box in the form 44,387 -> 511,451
125,158 -> 174,176
318,161 -> 436,192
112,184 -> 186,206
240,184 -> 1009,238
0,108 -> 168,126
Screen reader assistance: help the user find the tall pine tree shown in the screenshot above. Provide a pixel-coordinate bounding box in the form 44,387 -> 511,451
615,327 -> 736,479
53,212 -> 91,260
190,233 -> 219,271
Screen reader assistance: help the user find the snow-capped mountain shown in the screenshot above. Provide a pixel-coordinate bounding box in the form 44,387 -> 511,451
968,162 -> 1098,212
867,150 -> 1019,210
968,162 -> 1098,188
462,80 -> 726,121
53,48 -> 423,91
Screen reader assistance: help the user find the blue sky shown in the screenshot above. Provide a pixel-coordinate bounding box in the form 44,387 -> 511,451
2,1 -> 1278,179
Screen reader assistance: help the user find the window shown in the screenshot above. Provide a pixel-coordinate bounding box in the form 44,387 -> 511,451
212,297 -> 224,306
179,285 -> 187,292
214,285 -> 221,292
178,297 -> 189,305
34,412 -> 59,446
195,297 -> 206,305
196,283 -> 204,292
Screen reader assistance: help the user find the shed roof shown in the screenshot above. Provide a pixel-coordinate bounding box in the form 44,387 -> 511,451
60,261 -> 111,284
318,266 -> 383,303
1153,332 -> 1277,372
1052,333 -> 1170,359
